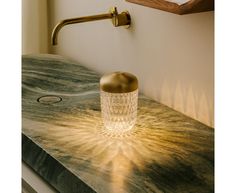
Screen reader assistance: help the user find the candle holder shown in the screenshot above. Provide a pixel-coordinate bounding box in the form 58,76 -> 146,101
100,72 -> 138,133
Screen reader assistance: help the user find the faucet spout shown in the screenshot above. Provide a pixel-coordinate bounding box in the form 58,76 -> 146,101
52,13 -> 113,45
51,7 -> 131,45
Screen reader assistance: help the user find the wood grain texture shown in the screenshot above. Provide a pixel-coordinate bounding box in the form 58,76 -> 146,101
126,0 -> 214,14
22,54 -> 214,193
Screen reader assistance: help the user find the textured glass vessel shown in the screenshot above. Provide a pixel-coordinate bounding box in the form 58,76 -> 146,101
100,72 -> 138,133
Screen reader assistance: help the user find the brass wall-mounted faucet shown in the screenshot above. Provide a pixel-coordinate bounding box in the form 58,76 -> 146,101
51,7 -> 131,45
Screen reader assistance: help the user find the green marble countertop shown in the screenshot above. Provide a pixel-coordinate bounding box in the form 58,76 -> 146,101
22,54 -> 214,193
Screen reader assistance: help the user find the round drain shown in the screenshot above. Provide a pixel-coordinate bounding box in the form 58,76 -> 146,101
37,95 -> 62,104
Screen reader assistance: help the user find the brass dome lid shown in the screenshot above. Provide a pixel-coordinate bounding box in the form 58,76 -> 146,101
100,72 -> 138,93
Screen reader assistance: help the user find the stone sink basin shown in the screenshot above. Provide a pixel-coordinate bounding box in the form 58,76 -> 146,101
22,54 -> 214,193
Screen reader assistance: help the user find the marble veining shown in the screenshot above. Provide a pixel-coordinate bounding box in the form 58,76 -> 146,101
22,54 -> 214,193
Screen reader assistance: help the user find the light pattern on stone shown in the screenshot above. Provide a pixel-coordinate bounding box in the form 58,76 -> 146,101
22,55 -> 214,193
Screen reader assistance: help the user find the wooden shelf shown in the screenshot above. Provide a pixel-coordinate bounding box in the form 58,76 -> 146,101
126,0 -> 214,15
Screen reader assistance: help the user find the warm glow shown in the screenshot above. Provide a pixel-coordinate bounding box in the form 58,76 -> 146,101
100,90 -> 138,133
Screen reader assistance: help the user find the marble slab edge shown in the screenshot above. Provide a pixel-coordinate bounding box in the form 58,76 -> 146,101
22,133 -> 96,193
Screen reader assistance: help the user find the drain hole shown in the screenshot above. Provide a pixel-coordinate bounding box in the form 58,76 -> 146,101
37,95 -> 62,104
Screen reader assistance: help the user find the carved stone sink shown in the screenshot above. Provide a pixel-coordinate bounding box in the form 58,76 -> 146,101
22,54 -> 214,193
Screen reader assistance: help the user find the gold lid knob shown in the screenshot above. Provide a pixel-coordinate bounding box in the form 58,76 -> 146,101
100,72 -> 138,93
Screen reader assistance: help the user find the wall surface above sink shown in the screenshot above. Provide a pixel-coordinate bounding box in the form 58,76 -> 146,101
47,0 -> 214,127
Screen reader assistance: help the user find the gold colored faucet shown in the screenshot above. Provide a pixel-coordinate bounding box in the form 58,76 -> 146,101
51,7 -> 131,45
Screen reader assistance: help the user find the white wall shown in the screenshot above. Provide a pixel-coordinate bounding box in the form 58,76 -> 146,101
48,0 -> 214,127
22,0 -> 48,54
